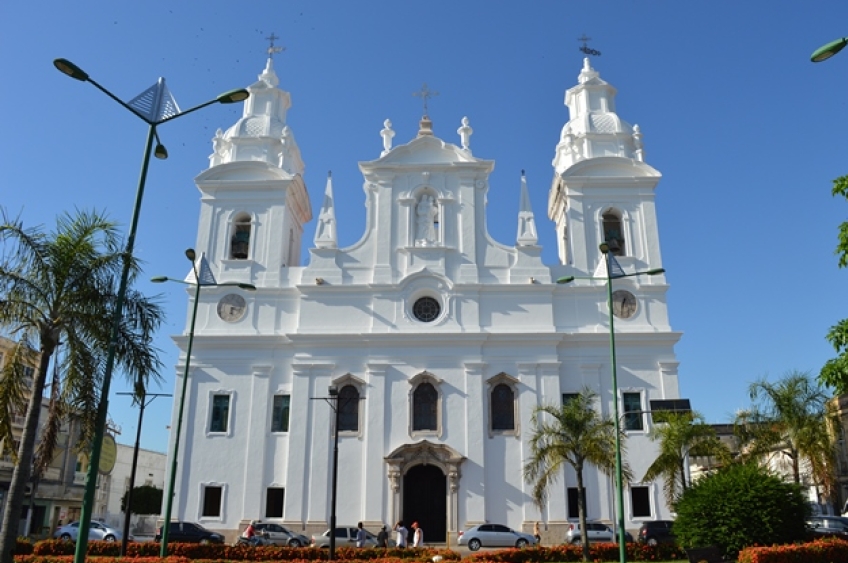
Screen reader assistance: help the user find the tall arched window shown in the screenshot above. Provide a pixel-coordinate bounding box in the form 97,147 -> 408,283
413,382 -> 438,431
338,384 -> 359,432
230,213 -> 252,260
491,383 -> 515,431
602,210 -> 625,256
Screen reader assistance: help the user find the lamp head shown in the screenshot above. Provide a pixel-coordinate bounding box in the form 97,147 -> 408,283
154,144 -> 168,160
151,276 -> 169,283
812,37 -> 848,62
328,386 -> 339,396
185,248 -> 196,261
217,89 -> 250,104
53,58 -> 89,81
599,242 -> 610,254
646,268 -> 665,276
556,276 -> 576,284
237,283 -> 257,291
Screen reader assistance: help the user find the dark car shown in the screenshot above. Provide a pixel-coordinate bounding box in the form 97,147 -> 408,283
807,516 -> 848,539
637,520 -> 676,546
155,522 -> 225,544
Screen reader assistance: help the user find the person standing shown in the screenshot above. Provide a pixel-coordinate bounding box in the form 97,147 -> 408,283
533,521 -> 541,545
412,521 -> 424,547
376,525 -> 389,549
355,522 -> 367,548
394,520 -> 408,548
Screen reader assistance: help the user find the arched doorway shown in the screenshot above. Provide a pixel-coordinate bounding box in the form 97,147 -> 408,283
403,464 -> 446,542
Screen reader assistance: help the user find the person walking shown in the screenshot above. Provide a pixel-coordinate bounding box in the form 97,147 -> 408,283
412,521 -> 424,547
394,520 -> 408,548
355,522 -> 367,548
533,521 -> 541,545
376,525 -> 389,549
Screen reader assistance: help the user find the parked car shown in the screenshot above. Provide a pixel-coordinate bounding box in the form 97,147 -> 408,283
311,526 -> 385,548
155,521 -> 225,544
807,516 -> 848,539
637,520 -> 676,545
54,521 -> 123,542
253,522 -> 310,547
457,523 -> 537,551
565,522 -> 633,545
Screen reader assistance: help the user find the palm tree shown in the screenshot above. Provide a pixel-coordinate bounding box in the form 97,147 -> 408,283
0,209 -> 163,563
734,372 -> 837,505
523,387 -> 630,562
642,411 -> 729,508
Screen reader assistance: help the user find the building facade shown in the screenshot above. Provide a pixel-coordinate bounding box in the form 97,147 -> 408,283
165,57 -> 682,542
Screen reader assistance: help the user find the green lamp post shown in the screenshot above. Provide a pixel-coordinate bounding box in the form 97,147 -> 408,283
811,37 -> 848,62
557,242 -> 665,563
52,57 -> 248,563
152,249 -> 256,556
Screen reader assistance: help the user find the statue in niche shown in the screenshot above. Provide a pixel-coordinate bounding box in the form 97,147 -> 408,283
415,194 -> 439,245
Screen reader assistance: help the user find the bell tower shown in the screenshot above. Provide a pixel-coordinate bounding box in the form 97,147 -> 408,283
193,53 -> 311,287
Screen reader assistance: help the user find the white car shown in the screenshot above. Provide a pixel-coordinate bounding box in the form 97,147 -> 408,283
457,524 -> 537,551
53,521 -> 123,542
253,522 -> 310,547
310,526 -> 388,548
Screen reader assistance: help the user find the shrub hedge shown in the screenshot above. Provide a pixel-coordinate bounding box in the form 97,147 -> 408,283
737,536 -> 848,563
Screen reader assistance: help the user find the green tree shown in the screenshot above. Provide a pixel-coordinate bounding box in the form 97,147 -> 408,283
673,462 -> 809,559
642,411 -> 729,508
0,210 -> 163,563
121,485 -> 163,515
820,175 -> 848,394
523,387 -> 630,562
734,372 -> 836,504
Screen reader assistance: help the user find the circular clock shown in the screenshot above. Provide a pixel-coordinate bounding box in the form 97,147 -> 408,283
217,293 -> 247,323
611,290 -> 637,319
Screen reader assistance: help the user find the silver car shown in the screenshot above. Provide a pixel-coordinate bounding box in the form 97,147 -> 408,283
565,522 -> 632,545
311,526 -> 383,548
53,521 -> 123,542
253,522 -> 310,547
457,523 -> 537,551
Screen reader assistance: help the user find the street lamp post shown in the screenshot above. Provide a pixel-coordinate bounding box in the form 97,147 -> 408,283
153,249 -> 256,556
53,58 -> 248,563
116,391 -> 171,556
311,387 -> 342,561
557,242 -> 665,563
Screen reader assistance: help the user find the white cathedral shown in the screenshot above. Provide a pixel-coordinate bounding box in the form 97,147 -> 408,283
164,55 -> 682,543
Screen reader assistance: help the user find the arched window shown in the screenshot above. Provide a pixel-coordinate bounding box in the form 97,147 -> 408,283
413,382 -> 438,431
602,210 -> 625,256
230,213 -> 252,260
491,383 -> 515,431
338,384 -> 359,432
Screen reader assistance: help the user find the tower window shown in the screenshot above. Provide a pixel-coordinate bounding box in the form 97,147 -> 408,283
491,383 -> 515,431
602,211 -> 625,256
230,213 -> 252,260
338,385 -> 360,432
413,382 -> 438,431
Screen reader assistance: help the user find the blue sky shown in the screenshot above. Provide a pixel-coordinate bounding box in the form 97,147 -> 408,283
2,1 -> 848,454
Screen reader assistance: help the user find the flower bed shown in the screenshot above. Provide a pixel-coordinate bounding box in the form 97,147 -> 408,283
738,537 -> 848,563
465,543 -> 686,562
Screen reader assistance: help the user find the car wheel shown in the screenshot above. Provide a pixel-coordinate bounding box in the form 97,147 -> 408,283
647,538 -> 658,546
103,535 -> 116,542
200,538 -> 210,545
288,539 -> 302,547
571,538 -> 582,546
468,538 -> 481,551
516,539 -> 528,549
60,534 -> 72,541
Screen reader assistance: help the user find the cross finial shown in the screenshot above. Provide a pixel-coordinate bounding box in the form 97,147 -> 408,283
413,83 -> 439,116
578,34 -> 602,57
266,32 -> 285,58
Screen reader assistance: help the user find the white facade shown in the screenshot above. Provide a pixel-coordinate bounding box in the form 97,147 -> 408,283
166,57 -> 681,542
99,443 -> 166,533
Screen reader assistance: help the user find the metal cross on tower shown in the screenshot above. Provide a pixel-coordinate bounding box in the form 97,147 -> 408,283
578,34 -> 602,57
266,32 -> 285,58
413,82 -> 439,116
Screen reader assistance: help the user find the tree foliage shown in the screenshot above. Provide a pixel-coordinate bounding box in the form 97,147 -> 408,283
734,371 -> 837,506
523,387 -> 630,562
674,462 -> 810,559
0,209 -> 164,563
121,485 -> 163,515
642,411 -> 730,507
820,175 -> 848,393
